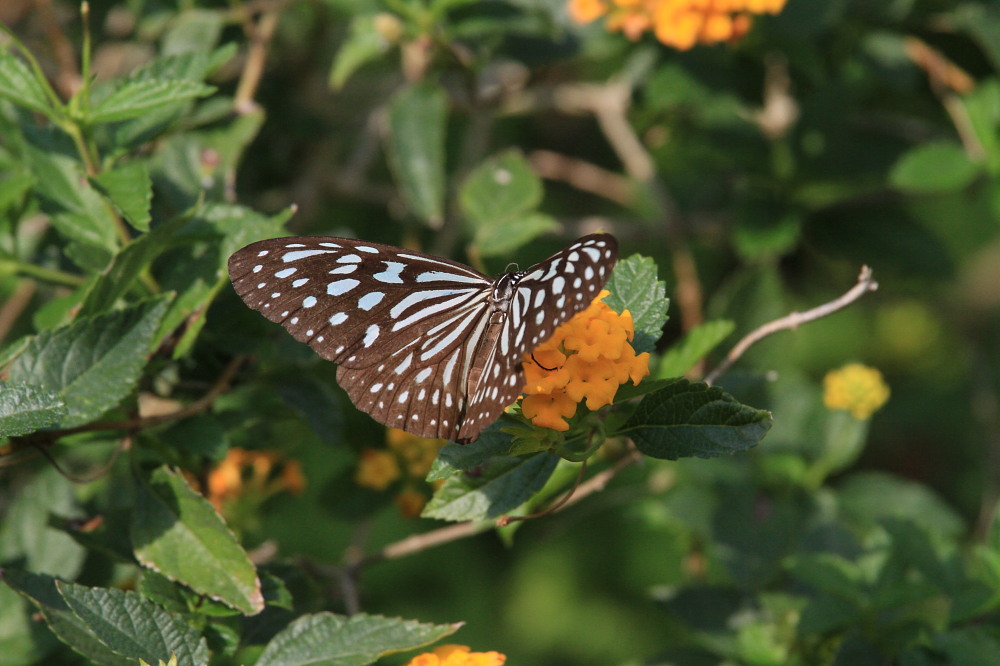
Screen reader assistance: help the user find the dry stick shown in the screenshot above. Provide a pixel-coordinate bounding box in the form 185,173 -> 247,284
233,8 -> 281,114
704,266 -> 879,386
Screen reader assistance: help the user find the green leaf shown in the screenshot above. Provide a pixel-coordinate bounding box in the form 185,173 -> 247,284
461,150 -> 543,226
422,452 -> 559,521
56,582 -> 208,665
890,142 -> 980,194
619,378 -> 772,460
255,612 -> 460,666
604,254 -> 669,353
474,213 -> 560,258
1,570 -> 133,666
329,14 -> 395,90
22,127 -> 118,266
89,79 -> 214,124
656,320 -> 735,378
7,297 -> 170,428
788,553 -> 865,602
0,169 -> 34,214
0,53 -> 54,116
131,466 -> 264,615
163,9 -> 224,55
91,162 -> 152,232
77,215 -> 190,317
0,382 -> 66,437
427,425 -> 515,481
0,467 -> 85,580
386,82 -> 447,227
836,471 -> 965,538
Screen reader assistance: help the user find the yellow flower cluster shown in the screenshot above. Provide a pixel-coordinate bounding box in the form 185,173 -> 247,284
520,290 -> 649,432
405,645 -> 506,666
354,429 -> 446,516
569,0 -> 788,50
823,363 -> 891,420
205,448 -> 305,511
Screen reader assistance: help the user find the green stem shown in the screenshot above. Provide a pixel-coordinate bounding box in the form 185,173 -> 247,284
0,260 -> 86,287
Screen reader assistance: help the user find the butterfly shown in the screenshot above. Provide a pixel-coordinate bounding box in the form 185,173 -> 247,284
228,233 -> 618,443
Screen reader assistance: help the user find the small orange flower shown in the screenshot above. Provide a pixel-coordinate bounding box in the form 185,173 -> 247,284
395,489 -> 429,518
520,290 -> 649,432
405,644 -> 506,666
354,449 -> 401,491
387,428 -> 445,478
569,0 -> 787,50
206,448 -> 305,511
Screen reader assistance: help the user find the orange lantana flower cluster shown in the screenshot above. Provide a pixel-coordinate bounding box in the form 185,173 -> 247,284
569,0 -> 788,50
206,448 -> 305,512
354,428 -> 446,516
405,645 -> 506,666
520,290 -> 649,432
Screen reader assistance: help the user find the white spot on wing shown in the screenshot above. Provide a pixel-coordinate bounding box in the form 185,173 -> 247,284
363,324 -> 379,347
275,267 -> 297,278
293,278 -> 309,288
327,279 -> 360,296
283,249 -> 335,262
329,312 -> 348,325
303,296 -> 318,308
358,292 -> 385,311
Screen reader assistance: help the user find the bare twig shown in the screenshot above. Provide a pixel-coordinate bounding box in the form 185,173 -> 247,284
29,433 -> 131,483
0,280 -> 36,345
528,150 -> 633,206
234,8 -> 282,114
704,266 -> 879,385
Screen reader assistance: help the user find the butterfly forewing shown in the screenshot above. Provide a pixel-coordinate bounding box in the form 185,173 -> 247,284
228,233 -> 618,442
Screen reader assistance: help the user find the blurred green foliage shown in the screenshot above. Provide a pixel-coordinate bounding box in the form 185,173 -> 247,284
2,0 -> 1000,664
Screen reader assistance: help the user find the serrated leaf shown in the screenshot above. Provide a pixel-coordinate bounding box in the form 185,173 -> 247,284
386,82 -> 447,227
89,79 -> 214,124
619,378 -> 772,460
0,382 -> 66,437
460,150 -> 543,226
91,162 -> 152,232
604,254 -> 668,353
1,570 -> 133,666
656,320 -> 735,378
22,127 -> 118,265
7,297 -> 170,428
131,466 -> 264,615
422,452 -> 558,521
329,14 -> 395,89
255,612 -> 460,666
56,582 -> 208,665
474,212 -> 559,257
890,141 -> 980,194
427,424 -> 515,481
0,53 -> 54,116
78,215 -> 190,317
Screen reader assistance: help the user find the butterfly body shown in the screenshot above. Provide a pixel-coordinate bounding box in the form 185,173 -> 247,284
228,234 -> 618,442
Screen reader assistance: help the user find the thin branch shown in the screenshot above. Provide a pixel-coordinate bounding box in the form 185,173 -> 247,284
234,7 -> 282,114
42,357 -> 245,440
704,266 -> 879,385
30,433 -> 131,483
528,150 -> 633,206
